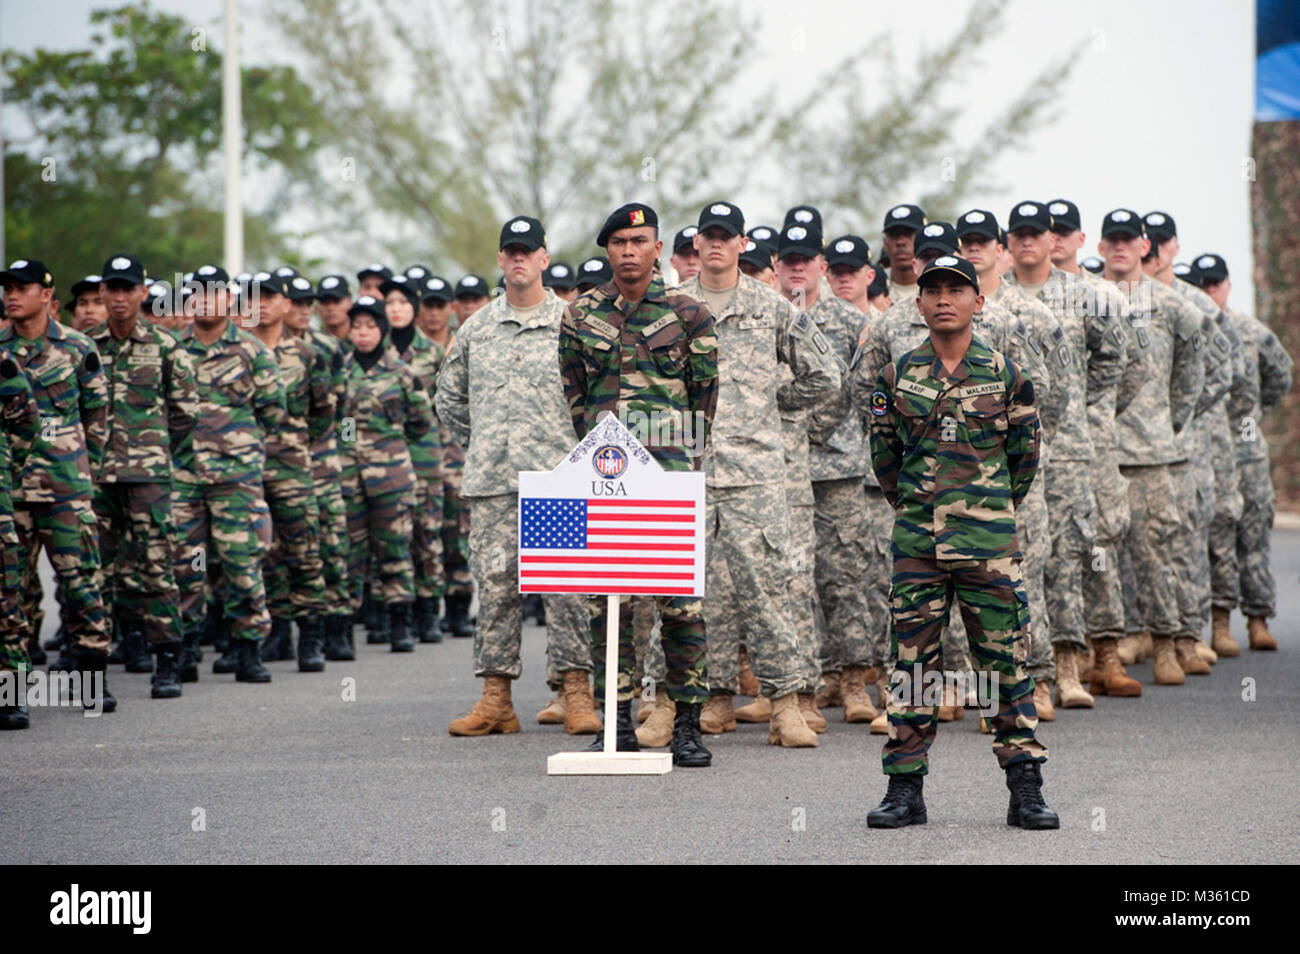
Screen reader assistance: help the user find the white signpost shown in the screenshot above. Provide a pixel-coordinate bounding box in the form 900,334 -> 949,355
518,416 -> 705,775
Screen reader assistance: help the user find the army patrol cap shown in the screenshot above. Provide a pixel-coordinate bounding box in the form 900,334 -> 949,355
356,262 -> 393,283
250,270 -> 290,297
956,209 -> 1000,242
597,202 -> 658,247
419,275 -> 453,303
698,202 -> 745,236
1081,256 -> 1105,274
316,275 -> 351,300
348,295 -> 389,335
187,264 -> 231,288
454,274 -> 489,299
500,215 -> 546,251
1007,201 -> 1052,235
1142,211 -> 1177,242
883,203 -> 925,234
1047,199 -> 1082,233
543,262 -> 576,291
913,221 -> 959,256
101,254 -> 146,286
784,205 -> 823,233
1193,253 -> 1228,285
825,235 -> 871,268
917,254 -> 980,294
575,256 -> 613,289
739,239 -> 774,271
70,274 -> 104,298
380,274 -> 421,305
287,275 -> 317,302
867,263 -> 889,297
777,221 -> 823,260
1100,209 -> 1145,239
1173,262 -> 1198,285
404,265 -> 431,282
747,225 -> 779,251
672,227 -> 699,253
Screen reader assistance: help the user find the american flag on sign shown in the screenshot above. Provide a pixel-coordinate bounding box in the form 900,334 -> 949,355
518,496 -> 702,595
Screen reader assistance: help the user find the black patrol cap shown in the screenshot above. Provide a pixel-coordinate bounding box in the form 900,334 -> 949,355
347,295 -> 389,335
747,225 -> 779,250
739,239 -> 774,271
1193,253 -> 1228,285
1081,256 -> 1105,274
1007,201 -> 1052,235
917,254 -> 980,294
454,274 -> 489,298
913,221 -> 959,256
956,209 -> 1000,242
419,275 -> 453,303
287,275 -> 317,302
825,234 -> 871,269
70,274 -> 104,298
867,264 -> 888,297
597,202 -> 658,247
784,205 -> 822,233
145,281 -> 172,311
380,274 -> 420,305
356,262 -> 393,283
672,226 -> 699,253
190,264 -> 231,286
404,265 -> 431,283
316,275 -> 351,300
777,221 -> 823,260
1173,262 -> 1198,285
575,256 -> 613,289
1100,208 -> 1144,239
101,254 -> 146,286
500,215 -> 546,251
273,265 -> 300,280
543,262 -> 576,290
883,203 -> 925,233
250,270 -> 290,297
699,201 -> 745,236
1142,211 -> 1177,242
1047,199 -> 1082,233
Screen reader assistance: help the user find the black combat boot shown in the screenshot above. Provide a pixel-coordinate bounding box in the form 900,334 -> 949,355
323,615 -> 355,661
179,630 -> 200,683
366,604 -> 390,644
585,700 -> 639,752
42,628 -> 64,651
122,617 -> 154,673
446,591 -> 475,638
414,597 -> 441,643
867,774 -> 927,828
1005,761 -> 1060,829
151,646 -> 183,699
0,703 -> 30,729
389,603 -> 415,652
361,587 -> 379,631
296,616 -> 326,672
261,617 -> 294,661
212,634 -> 241,673
208,599 -> 228,653
235,639 -> 272,683
74,651 -> 117,714
671,701 -> 713,767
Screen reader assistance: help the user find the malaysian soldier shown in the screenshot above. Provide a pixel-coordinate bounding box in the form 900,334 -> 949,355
0,258 -> 114,712
173,267 -> 286,683
382,274 -> 445,645
438,216 -> 598,739
68,275 -> 108,333
356,263 -> 392,300
316,275 -> 354,343
865,255 -> 1056,830
558,202 -> 719,766
1199,254 -> 1293,652
574,257 -> 613,295
0,357 -> 41,729
1096,210 -> 1205,689
89,254 -> 198,698
669,226 -> 701,283
675,201 -> 840,747
244,271 -> 333,669
338,295 -> 432,649
543,262 -> 579,304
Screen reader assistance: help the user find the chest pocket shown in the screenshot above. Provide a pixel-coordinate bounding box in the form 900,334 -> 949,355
1128,314 -> 1152,351
376,381 -> 405,424
644,321 -> 687,377
577,325 -> 618,376
958,382 -> 1008,449
125,358 -> 163,407
207,355 -> 254,405
36,358 -> 79,413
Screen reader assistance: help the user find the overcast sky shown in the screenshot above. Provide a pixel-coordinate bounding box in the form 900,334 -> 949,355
2,0 -> 1262,311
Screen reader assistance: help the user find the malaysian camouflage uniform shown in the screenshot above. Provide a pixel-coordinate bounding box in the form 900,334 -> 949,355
262,333 -> 333,622
1003,269 -> 1126,662
389,328 -> 445,605
0,362 -> 38,672
870,336 -> 1046,775
676,273 -> 840,700
0,320 -> 111,657
558,273 -> 718,704
425,336 -> 470,606
89,319 -> 198,650
1113,277 -> 1204,638
850,292 -> 1058,679
1225,309 -> 1293,617
435,290 -> 590,680
173,319 -> 285,645
302,327 -> 351,623
339,348 -> 430,607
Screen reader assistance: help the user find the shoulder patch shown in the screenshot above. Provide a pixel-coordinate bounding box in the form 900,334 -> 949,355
641,315 -> 677,338
84,351 -> 101,374
870,389 -> 890,416
791,312 -> 813,339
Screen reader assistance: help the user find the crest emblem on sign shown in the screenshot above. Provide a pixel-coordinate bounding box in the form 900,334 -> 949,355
592,444 -> 628,479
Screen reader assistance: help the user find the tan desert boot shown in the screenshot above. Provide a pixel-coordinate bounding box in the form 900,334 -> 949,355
562,669 -> 602,735
1032,680 -> 1056,721
1196,641 -> 1217,664
734,695 -> 772,722
814,670 -> 842,709
1247,616 -> 1277,651
841,666 -> 878,722
738,646 -> 761,697
936,683 -> 964,722
869,710 -> 890,734
1152,636 -> 1185,685
1088,637 -> 1142,697
1078,641 -> 1095,682
537,690 -> 566,725
1053,645 -> 1094,709
1175,638 -> 1211,675
768,693 -> 819,747
1117,633 -> 1143,665
700,693 -> 737,734
635,690 -> 676,747
1139,631 -> 1154,661
798,693 -> 827,733
1211,607 -> 1240,657
449,675 -> 521,736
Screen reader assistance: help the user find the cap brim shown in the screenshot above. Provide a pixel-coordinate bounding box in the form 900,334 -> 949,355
777,244 -> 821,260
100,271 -> 141,284
956,226 -> 999,241
500,238 -> 544,252
696,218 -> 742,236
824,254 -> 868,268
914,241 -> 958,256
1006,222 -> 1049,235
918,266 -> 979,292
1101,226 -> 1143,239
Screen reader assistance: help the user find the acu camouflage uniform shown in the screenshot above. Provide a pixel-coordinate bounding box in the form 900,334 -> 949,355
870,336 -> 1047,775
89,319 -> 198,649
173,319 -> 286,645
0,362 -> 39,672
0,320 -> 110,657
558,274 -> 718,705
434,290 -> 590,682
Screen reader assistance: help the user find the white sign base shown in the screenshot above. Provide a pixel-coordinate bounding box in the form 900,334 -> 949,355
546,751 -> 673,775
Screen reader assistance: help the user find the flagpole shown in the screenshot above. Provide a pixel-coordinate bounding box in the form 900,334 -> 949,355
222,0 -> 243,274
603,594 -> 617,753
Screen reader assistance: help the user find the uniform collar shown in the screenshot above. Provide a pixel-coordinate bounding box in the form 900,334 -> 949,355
907,334 -> 992,382
492,288 -> 564,328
